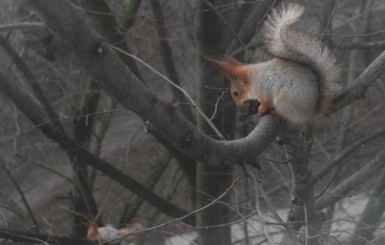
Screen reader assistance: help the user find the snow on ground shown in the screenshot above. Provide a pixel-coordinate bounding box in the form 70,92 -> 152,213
165,194 -> 385,244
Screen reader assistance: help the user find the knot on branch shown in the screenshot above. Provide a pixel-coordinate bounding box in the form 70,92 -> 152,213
93,41 -> 108,57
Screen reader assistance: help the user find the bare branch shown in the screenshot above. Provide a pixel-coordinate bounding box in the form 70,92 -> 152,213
313,128 -> 385,183
111,47 -> 224,138
0,72 -> 195,225
0,157 -> 39,231
22,0 -> 278,166
0,36 -> 65,133
0,228 -> 95,245
315,150 -> 385,210
351,168 -> 385,245
78,0 -> 145,82
0,22 -> 45,32
149,0 -> 194,122
226,0 -> 281,54
202,0 -> 247,52
104,176 -> 243,244
330,50 -> 385,114
334,40 -> 385,50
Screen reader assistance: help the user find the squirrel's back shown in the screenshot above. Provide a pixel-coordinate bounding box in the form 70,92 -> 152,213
263,3 -> 342,116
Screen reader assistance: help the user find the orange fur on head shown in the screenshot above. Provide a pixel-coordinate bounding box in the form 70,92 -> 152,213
81,221 -> 99,241
207,56 -> 258,113
206,56 -> 247,84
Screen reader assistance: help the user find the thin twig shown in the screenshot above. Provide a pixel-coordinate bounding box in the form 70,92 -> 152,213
0,22 -> 45,32
0,204 -> 31,226
0,36 -> 65,133
259,183 -> 300,243
242,162 -> 274,244
314,146 -> 363,199
28,160 -> 73,184
202,0 -> 248,52
103,175 -> 243,244
0,156 -> 39,231
111,46 -> 224,138
334,40 -> 385,50
304,202 -> 309,245
209,91 -> 225,121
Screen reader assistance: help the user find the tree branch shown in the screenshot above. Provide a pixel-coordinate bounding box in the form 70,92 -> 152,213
313,128 -> 385,184
0,35 -> 65,133
0,157 -> 39,231
330,50 -> 385,114
333,40 -> 385,50
0,72 -> 195,225
78,0 -> 144,82
226,0 -> 281,54
149,0 -> 195,122
22,0 -> 278,166
315,150 -> 385,210
0,228 -> 95,245
0,22 -> 45,32
278,126 -> 322,245
351,167 -> 385,245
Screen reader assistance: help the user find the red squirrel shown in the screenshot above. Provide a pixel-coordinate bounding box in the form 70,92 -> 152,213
209,3 -> 342,125
82,218 -> 143,244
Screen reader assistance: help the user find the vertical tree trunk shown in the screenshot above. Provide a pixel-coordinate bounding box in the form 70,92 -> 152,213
196,55 -> 234,245
195,1 -> 235,243
279,126 -> 323,245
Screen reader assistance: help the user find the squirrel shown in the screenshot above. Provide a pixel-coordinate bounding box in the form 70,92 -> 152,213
208,3 -> 342,125
82,218 -> 144,244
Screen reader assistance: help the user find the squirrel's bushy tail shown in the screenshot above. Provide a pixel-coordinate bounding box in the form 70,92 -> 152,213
263,3 -> 341,115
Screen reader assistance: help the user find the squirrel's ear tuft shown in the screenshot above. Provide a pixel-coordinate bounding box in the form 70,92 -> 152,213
223,56 -> 243,67
205,56 -> 243,83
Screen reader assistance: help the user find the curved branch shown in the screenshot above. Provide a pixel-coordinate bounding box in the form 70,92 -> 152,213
23,0 -> 278,166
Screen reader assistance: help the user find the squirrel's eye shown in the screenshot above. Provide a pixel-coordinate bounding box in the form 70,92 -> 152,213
233,91 -> 239,96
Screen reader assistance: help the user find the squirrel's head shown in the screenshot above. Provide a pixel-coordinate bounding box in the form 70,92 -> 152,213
207,56 -> 260,115
81,221 -> 99,241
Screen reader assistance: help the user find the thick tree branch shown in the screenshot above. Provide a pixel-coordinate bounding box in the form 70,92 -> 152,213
330,50 -> 385,114
149,0 -> 197,187
78,0 -> 144,82
226,0 -> 281,54
72,78 -> 103,233
149,0 -> 194,121
279,127 -> 322,245
0,35 -> 65,133
0,72 -> 195,225
23,0 -> 278,166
